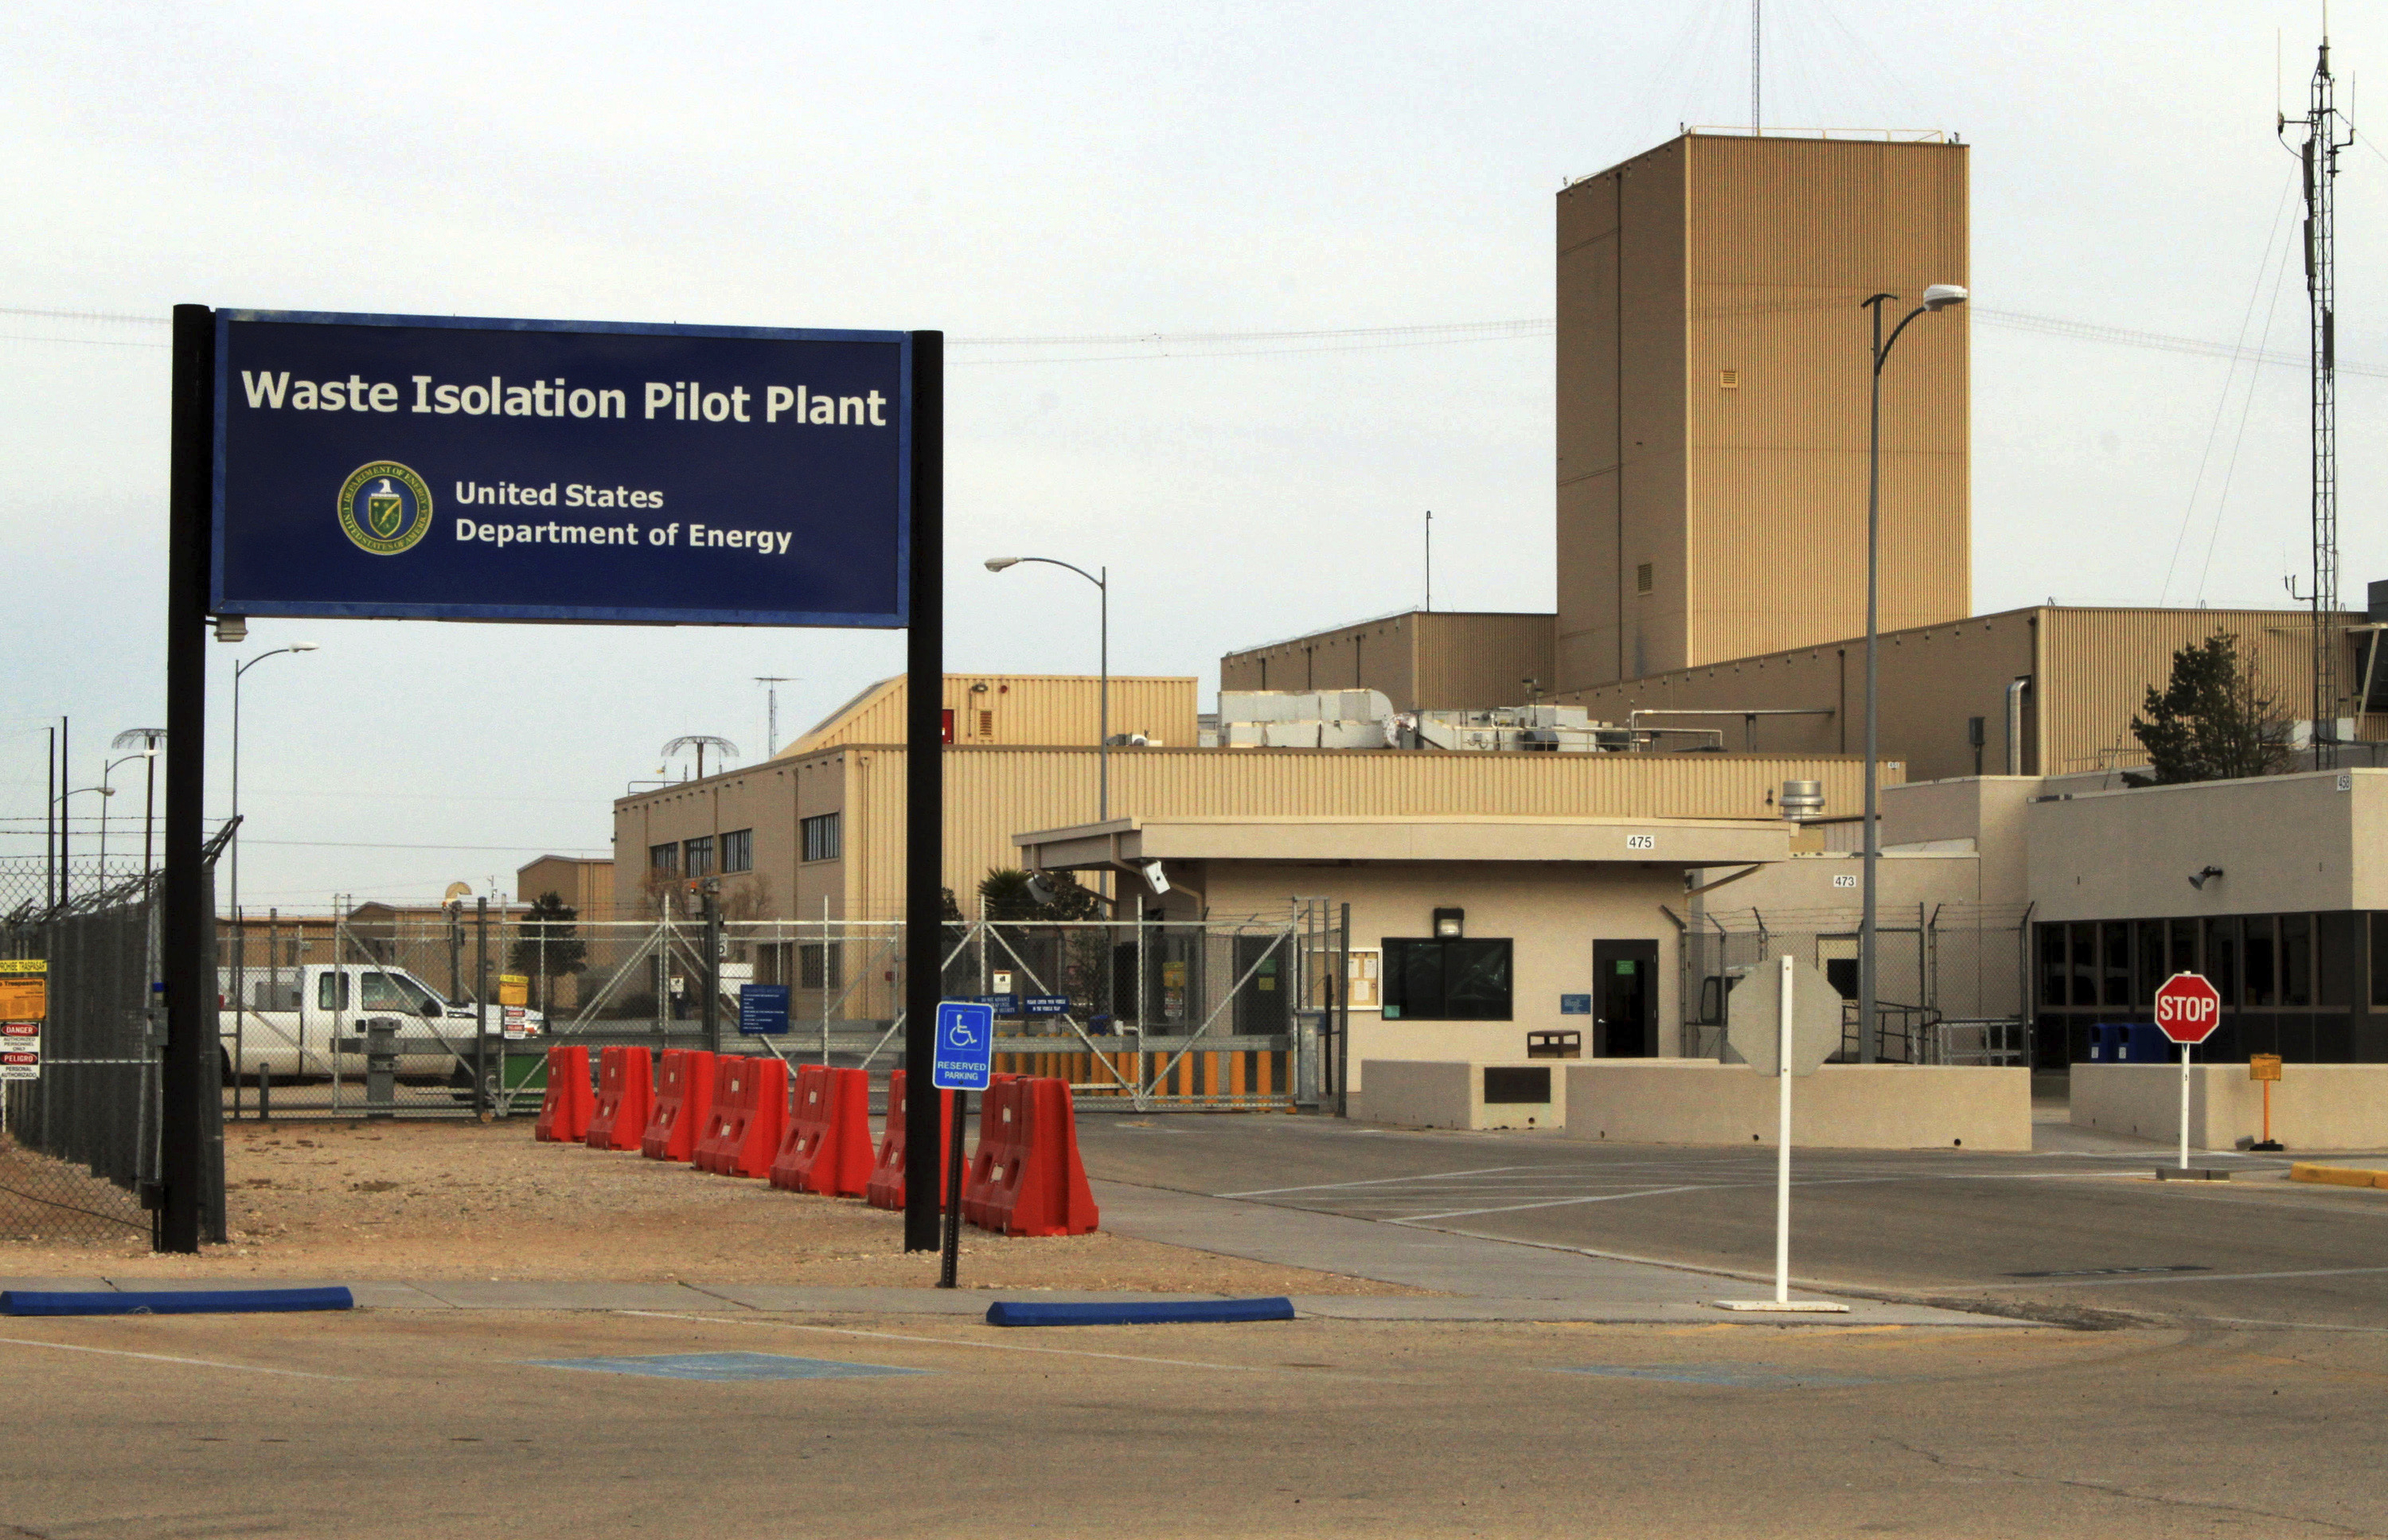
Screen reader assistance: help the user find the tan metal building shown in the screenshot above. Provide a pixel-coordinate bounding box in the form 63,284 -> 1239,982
784,672 -> 1197,756
615,737 -> 1898,926
1217,610 -> 1556,712
1555,604 -> 2372,784
1556,131 -> 1970,691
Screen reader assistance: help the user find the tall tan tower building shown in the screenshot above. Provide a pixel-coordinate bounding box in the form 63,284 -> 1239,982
1555,132 -> 1971,692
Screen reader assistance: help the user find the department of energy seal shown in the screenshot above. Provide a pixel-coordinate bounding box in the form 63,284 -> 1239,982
338,462 -> 434,556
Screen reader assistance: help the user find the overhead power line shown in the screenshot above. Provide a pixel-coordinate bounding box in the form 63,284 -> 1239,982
0,301 -> 2378,376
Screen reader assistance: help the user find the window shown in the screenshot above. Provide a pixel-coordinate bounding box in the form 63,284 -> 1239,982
2168,917 -> 2199,977
798,942 -> 843,991
362,971 -> 437,1013
2281,914 -> 2313,1007
317,972 -> 349,1011
2069,922 -> 2097,1007
649,842 -> 679,877
683,836 -> 713,878
802,813 -> 842,864
2100,920 -> 2131,1007
1382,938 -> 1512,1021
2038,925 -> 2067,1008
2243,915 -> 2277,1007
2370,914 -> 2388,1008
2203,917 -> 2238,1007
722,828 -> 753,874
2133,919 -> 2165,1007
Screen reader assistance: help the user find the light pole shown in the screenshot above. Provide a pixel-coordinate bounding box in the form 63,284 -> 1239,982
111,728 -> 166,885
99,751 -> 152,880
57,785 -> 113,903
1859,284 -> 1966,1063
985,556 -> 1110,821
231,644 -> 318,953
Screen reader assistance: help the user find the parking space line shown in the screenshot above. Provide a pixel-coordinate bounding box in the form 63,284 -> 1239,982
616,1312 -> 1267,1372
1215,1165 -> 1535,1198
0,1335 -> 355,1380
1964,1264 -> 2388,1291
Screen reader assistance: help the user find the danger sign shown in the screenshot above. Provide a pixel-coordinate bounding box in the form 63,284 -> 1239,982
2153,972 -> 2222,1045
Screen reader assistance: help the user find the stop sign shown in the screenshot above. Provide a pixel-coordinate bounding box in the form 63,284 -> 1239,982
2153,972 -> 2222,1045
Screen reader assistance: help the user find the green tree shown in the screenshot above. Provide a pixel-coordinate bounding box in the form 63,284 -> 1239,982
2125,633 -> 2294,785
507,891 -> 587,1012
976,867 -> 1105,921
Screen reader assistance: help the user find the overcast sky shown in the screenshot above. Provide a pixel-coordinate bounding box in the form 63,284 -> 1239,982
3,0 -> 2379,910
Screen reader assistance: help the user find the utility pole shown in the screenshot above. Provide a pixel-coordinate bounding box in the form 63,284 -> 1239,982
2283,32 -> 2354,764
1424,511 -> 1433,612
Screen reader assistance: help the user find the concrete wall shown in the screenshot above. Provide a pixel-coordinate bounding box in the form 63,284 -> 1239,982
1355,1060 -> 1567,1131
1563,1061 -> 2032,1150
2027,769 -> 2388,923
2072,1063 -> 2388,1151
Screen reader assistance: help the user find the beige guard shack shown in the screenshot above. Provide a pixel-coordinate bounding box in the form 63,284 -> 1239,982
1013,813 -> 1793,1124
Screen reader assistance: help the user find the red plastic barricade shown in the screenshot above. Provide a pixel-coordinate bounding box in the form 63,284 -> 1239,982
864,1070 -> 954,1211
584,1046 -> 654,1152
768,1065 -> 875,1196
533,1045 -> 593,1144
692,1055 -> 788,1178
639,1049 -> 716,1163
962,1077 -> 1099,1237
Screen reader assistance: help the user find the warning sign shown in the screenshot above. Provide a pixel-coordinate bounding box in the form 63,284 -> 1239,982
498,973 -> 529,1007
0,957 -> 47,1023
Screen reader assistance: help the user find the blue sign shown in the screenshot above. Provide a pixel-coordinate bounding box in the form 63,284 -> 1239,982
976,993 -> 1021,1017
738,984 -> 791,1036
1559,994 -> 1592,1016
932,1001 -> 994,1092
1023,995 -> 1070,1016
211,311 -> 911,627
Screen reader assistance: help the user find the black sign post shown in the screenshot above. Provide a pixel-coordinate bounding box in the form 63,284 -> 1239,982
901,333 -> 944,1252
154,306 -> 937,1253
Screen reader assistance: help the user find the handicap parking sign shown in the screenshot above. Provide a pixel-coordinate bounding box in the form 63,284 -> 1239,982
932,1000 -> 995,1092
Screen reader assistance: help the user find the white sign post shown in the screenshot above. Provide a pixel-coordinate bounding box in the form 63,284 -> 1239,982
1718,954 -> 1850,1313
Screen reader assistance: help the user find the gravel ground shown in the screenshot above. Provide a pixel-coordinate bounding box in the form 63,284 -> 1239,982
0,1118 -> 1417,1296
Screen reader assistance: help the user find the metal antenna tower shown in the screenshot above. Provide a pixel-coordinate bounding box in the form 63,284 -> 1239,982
2283,31 -> 2355,764
1751,0 -> 1762,133
755,676 -> 797,757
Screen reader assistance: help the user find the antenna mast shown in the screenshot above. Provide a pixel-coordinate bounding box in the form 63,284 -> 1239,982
1751,0 -> 1762,133
1424,510 -> 1433,612
2283,30 -> 2355,763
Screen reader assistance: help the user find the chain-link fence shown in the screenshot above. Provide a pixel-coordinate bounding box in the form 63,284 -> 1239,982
210,899 -> 1344,1117
1,856 -> 219,1249
1683,902 -> 2033,1065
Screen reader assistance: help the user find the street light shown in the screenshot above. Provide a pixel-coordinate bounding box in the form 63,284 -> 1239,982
1859,284 -> 1967,1064
98,751 -> 152,879
985,556 -> 1110,822
111,727 -> 166,884
56,785 -> 114,903
231,644 -> 318,987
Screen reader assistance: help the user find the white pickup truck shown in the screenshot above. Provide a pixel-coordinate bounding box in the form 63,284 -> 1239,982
217,962 -> 544,1083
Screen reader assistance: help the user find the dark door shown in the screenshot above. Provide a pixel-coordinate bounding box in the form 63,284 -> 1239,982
1593,940 -> 1660,1057
1233,934 -> 1290,1037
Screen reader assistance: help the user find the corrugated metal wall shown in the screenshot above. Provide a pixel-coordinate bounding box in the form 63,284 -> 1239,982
829,744 -> 1887,919
1217,614 -> 1417,705
1555,608 -> 2030,782
1682,135 -> 1970,669
2044,608 -> 2373,774
1555,132 -> 1968,692
781,673 -> 1198,756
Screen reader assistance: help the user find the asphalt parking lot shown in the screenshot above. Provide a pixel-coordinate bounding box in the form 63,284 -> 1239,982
1074,1116 -> 2388,1330
4,1306 -> 2386,1538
